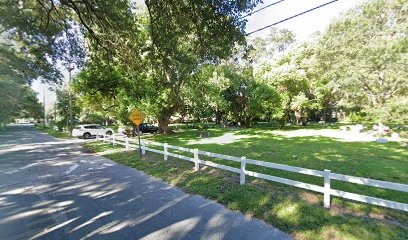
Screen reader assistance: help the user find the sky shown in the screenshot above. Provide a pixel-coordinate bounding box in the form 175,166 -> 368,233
31,63 -> 78,111
32,0 -> 365,110
245,0 -> 365,39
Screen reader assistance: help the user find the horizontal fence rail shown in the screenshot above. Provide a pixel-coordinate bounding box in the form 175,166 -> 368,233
97,135 -> 408,212
329,173 -> 408,192
246,159 -> 325,177
245,170 -> 325,193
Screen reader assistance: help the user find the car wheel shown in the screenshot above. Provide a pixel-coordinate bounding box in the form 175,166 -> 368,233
83,132 -> 91,139
106,131 -> 113,135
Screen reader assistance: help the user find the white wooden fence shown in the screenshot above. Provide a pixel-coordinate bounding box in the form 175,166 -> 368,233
97,134 -> 408,212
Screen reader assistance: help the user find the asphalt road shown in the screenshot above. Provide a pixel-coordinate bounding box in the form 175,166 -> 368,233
0,125 -> 291,240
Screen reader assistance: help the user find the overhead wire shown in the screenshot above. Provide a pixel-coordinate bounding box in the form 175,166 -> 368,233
247,0 -> 340,35
240,0 -> 286,19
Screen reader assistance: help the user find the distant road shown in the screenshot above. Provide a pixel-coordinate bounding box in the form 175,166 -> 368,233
0,125 -> 291,240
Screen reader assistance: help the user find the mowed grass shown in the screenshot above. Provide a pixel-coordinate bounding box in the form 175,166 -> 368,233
81,126 -> 408,240
143,128 -> 408,200
35,126 -> 73,139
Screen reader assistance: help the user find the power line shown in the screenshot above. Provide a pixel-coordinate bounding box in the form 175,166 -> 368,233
241,0 -> 286,19
247,0 -> 340,35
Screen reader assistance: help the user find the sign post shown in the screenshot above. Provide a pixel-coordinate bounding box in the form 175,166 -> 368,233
129,109 -> 145,158
137,125 -> 141,158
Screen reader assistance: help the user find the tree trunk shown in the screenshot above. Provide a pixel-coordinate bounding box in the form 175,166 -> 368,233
245,117 -> 252,127
280,98 -> 292,129
301,111 -> 308,126
321,106 -> 327,122
280,101 -> 292,130
215,116 -> 221,124
131,123 -> 136,138
295,110 -> 301,124
280,112 -> 288,129
215,109 -> 222,124
158,115 -> 173,134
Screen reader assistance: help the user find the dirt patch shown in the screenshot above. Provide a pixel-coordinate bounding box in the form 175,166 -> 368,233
330,203 -> 408,230
330,204 -> 365,217
300,192 -> 320,205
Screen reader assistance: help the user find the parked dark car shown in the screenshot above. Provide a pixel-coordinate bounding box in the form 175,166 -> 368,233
122,123 -> 159,137
139,123 -> 159,134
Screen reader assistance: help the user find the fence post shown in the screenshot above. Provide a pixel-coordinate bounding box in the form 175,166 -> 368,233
96,134 -> 99,142
194,148 -> 199,171
324,169 -> 331,208
240,157 -> 246,185
164,143 -> 168,161
142,140 -> 146,155
112,135 -> 115,146
125,138 -> 129,150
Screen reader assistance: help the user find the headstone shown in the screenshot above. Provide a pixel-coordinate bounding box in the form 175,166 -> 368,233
340,126 -> 348,131
118,126 -> 126,135
350,125 -> 363,133
391,132 -> 399,140
198,131 -> 210,138
376,138 -> 388,143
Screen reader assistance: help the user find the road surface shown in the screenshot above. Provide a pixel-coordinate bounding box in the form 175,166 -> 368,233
0,125 -> 291,240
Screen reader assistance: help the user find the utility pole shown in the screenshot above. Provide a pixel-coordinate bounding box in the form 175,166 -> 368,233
43,89 -> 46,128
52,86 -> 57,128
54,102 -> 57,124
67,65 -> 74,136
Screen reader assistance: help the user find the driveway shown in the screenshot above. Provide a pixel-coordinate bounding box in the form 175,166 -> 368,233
0,125 -> 291,240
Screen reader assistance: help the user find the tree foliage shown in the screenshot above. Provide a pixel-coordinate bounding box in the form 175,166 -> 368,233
55,87 -> 80,130
0,43 -> 43,124
72,0 -> 260,132
1,0 -> 406,129
314,0 -> 407,123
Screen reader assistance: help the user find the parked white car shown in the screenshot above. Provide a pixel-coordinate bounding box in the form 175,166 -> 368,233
72,124 -> 114,139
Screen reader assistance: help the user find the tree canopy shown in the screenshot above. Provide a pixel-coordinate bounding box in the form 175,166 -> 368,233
1,0 -> 406,129
315,0 -> 408,123
0,42 -> 44,124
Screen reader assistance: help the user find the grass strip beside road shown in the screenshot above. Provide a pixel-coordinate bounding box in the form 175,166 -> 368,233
35,126 -> 73,139
81,141 -> 408,240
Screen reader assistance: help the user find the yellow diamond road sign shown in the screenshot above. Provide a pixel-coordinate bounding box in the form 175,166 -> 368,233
129,109 -> 145,126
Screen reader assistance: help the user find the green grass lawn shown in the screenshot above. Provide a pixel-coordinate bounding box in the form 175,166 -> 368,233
35,126 -> 74,139
143,128 -> 408,200
81,126 -> 408,240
